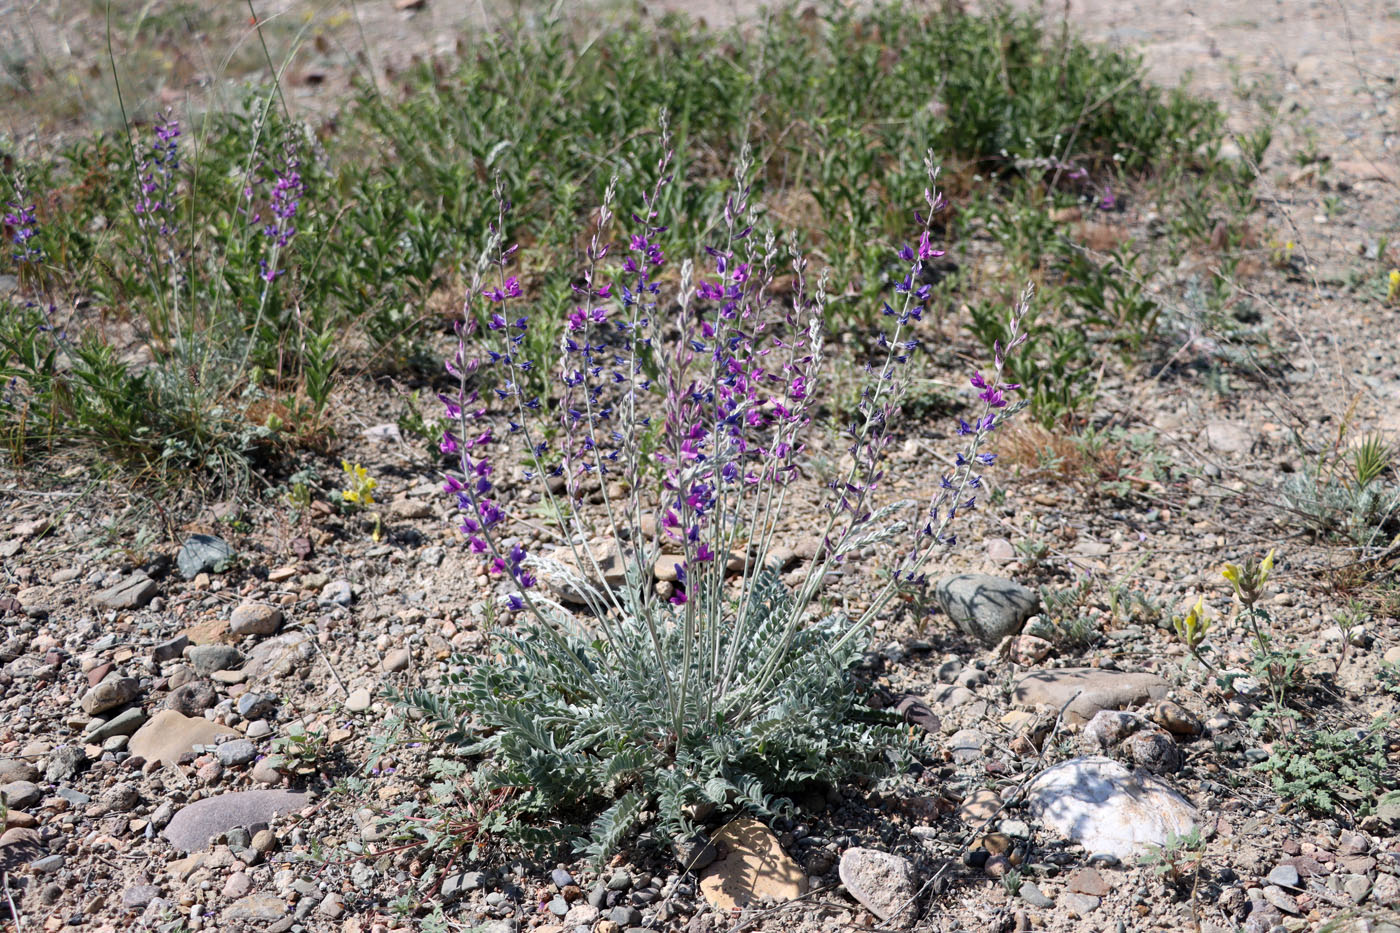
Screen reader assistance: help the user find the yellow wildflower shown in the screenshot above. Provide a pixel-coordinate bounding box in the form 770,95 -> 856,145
1221,562 -> 1242,595
341,459 -> 377,506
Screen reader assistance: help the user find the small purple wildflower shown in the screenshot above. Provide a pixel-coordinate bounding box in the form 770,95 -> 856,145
3,201 -> 42,264
134,113 -> 181,238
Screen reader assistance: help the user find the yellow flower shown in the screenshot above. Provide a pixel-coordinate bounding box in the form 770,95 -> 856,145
1173,596 -> 1211,653
340,459 -> 377,506
1221,562 -> 1242,594
1258,548 -> 1275,589
1388,269 -> 1400,303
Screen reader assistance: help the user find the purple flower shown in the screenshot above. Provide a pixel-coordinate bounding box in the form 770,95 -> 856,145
3,202 -> 42,263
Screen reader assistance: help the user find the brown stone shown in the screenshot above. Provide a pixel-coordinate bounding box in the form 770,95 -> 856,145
128,710 -> 238,766
1066,867 -> 1111,897
181,619 -> 232,646
698,817 -> 807,910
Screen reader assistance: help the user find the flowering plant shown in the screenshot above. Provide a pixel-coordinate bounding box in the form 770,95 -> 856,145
404,131 -> 1030,858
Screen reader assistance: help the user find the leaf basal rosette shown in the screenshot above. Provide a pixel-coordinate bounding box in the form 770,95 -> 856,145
420,566 -> 908,860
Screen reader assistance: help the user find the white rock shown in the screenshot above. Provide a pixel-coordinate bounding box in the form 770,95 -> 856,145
838,848 -> 917,927
1026,756 -> 1196,861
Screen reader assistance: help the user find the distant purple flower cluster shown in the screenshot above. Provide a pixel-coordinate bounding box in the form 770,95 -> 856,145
3,200 -> 41,264
244,140 -> 306,284
134,115 -> 181,238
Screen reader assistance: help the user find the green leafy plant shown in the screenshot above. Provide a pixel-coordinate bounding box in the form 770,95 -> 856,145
1038,575 -> 1102,648
407,568 -> 911,861
1254,723 -> 1393,818
1001,868 -> 1024,897
1138,827 -> 1205,884
271,722 -> 330,775
1380,660 -> 1400,697
1056,240 -> 1163,355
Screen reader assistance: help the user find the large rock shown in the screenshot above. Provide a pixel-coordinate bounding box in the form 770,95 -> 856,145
1,781 -> 41,810
698,817 -> 807,910
228,603 -> 282,637
129,710 -> 238,766
0,827 -> 45,872
242,632 -> 312,681
94,573 -> 157,610
1026,757 -> 1196,861
839,848 -> 918,927
80,676 -> 141,715
188,644 -> 242,675
1013,667 -> 1170,725
177,535 -> 232,580
936,574 -> 1037,646
164,790 -> 310,853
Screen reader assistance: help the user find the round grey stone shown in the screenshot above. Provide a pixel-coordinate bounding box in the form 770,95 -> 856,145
936,573 -> 1038,646
188,645 -> 242,675
216,740 -> 258,767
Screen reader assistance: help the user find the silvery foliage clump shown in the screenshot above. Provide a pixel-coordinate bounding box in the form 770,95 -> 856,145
1280,434 -> 1398,550
402,130 -> 1030,859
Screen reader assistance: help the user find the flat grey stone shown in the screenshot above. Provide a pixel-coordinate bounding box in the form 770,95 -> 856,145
838,847 -> 917,927
122,885 -> 162,909
215,740 -> 257,767
1344,874 -> 1372,905
94,573 -> 157,610
87,707 -> 146,742
441,870 -> 488,902
163,790 -> 310,853
936,573 -> 1037,646
609,906 -> 642,927
1266,864 -> 1300,888
1020,881 -> 1054,908
1026,757 -> 1196,861
242,632 -> 312,681
948,728 -> 986,764
1062,892 -> 1100,918
224,894 -> 287,922
236,693 -> 273,718
152,634 -> 189,663
1263,885 -> 1301,914
320,580 -> 353,606
177,535 -> 231,580
1013,667 -> 1170,725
